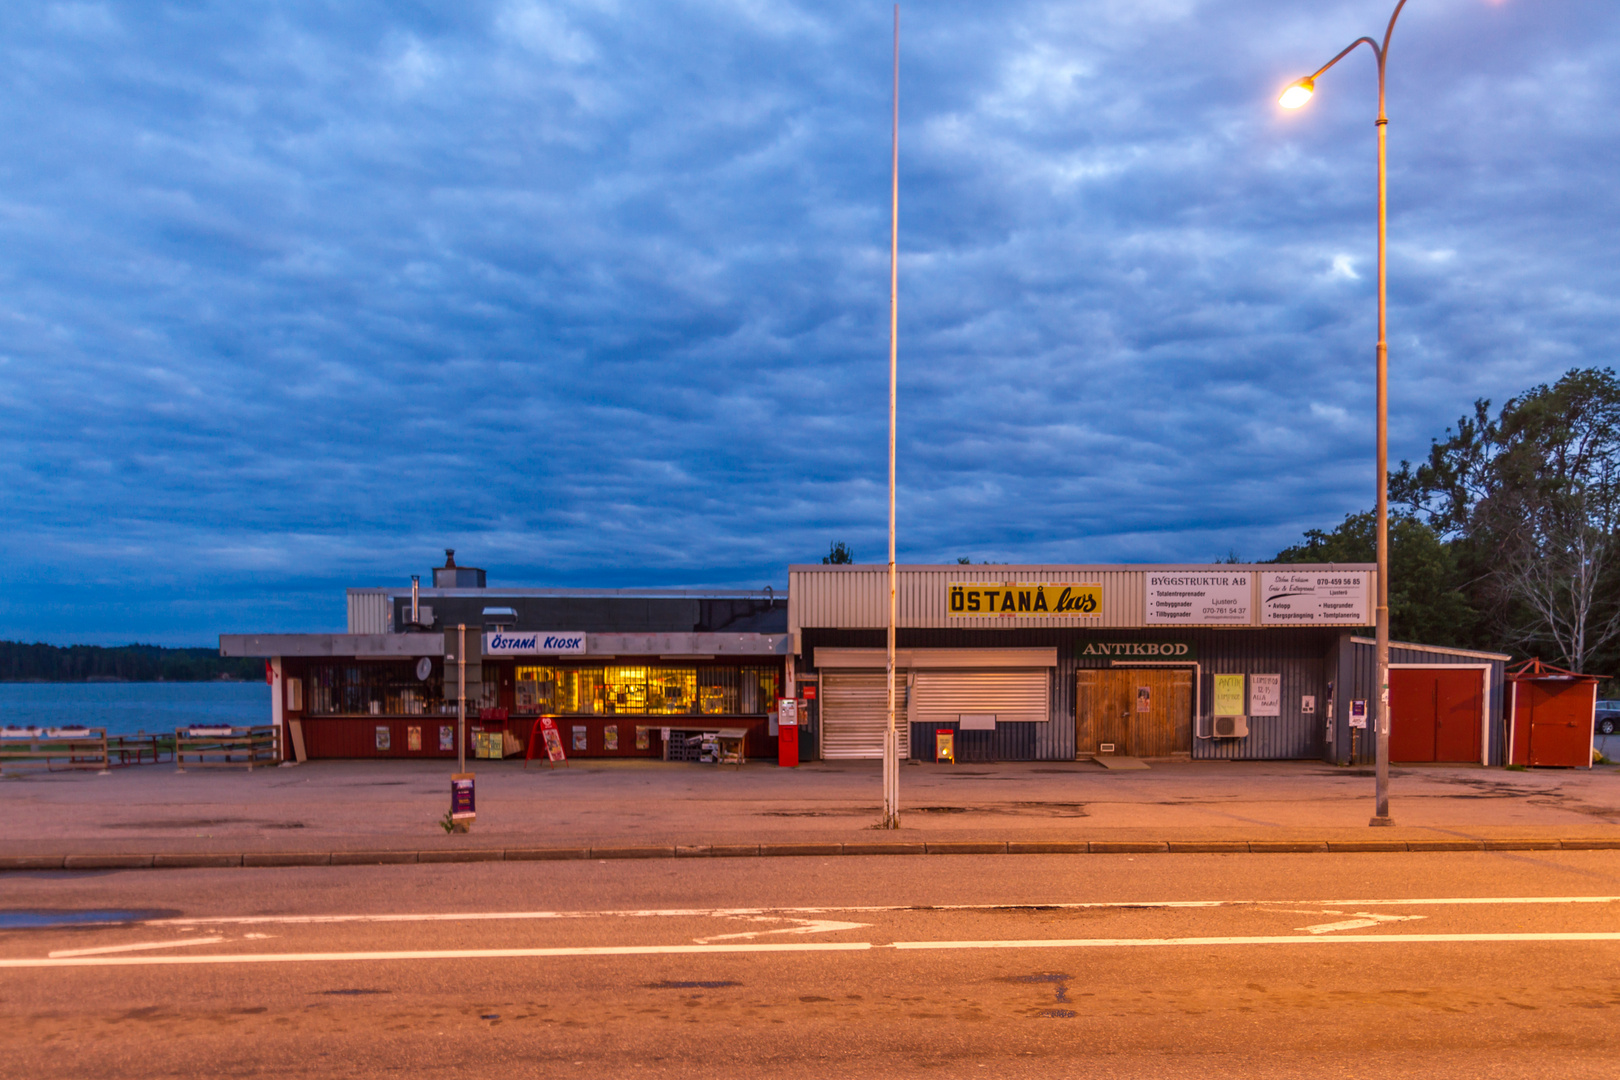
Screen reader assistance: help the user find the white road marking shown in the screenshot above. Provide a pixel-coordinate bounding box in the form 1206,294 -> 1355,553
4,942 -> 872,968
48,937 -> 225,959
139,895 -> 1620,928
6,932 -> 1620,969
1296,912 -> 1426,934
693,917 -> 872,944
890,934 -> 1620,951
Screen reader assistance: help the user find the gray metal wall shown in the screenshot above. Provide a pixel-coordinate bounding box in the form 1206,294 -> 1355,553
1069,628 -> 1336,762
804,627 -> 1348,762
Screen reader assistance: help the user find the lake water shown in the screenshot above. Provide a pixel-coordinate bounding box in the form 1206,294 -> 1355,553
0,682 -> 270,736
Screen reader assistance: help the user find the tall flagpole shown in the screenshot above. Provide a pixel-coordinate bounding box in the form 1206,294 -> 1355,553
882,4 -> 901,830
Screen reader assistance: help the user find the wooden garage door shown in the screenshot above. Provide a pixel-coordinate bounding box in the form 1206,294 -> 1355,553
1076,669 -> 1192,758
1390,668 -> 1483,763
820,670 -> 910,760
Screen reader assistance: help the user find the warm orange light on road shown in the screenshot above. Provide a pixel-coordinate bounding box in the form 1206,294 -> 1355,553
1279,78 -> 1315,109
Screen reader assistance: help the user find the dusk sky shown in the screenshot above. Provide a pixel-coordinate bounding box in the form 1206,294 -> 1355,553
2,0 -> 1614,644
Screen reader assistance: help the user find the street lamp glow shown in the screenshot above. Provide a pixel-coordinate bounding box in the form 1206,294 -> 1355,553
1279,78 -> 1315,109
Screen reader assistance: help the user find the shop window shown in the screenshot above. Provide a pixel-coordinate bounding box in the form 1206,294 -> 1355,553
648,667 -> 697,714
507,664 -> 779,716
699,668 -> 739,714
603,666 -> 649,714
306,662 -> 447,717
740,666 -> 781,713
515,667 -> 558,712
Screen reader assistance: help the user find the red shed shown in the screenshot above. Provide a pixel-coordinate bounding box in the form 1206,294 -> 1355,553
1507,659 -> 1599,768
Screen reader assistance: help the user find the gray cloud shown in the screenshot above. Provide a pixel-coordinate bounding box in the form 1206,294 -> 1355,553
0,0 -> 1616,643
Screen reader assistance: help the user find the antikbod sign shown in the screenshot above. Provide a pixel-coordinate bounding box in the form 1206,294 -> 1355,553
1078,641 -> 1197,660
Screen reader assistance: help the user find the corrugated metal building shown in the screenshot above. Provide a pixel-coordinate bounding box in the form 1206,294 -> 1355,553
789,565 -> 1508,766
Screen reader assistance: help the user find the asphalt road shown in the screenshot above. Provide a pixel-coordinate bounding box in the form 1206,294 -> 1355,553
3,851 -> 1618,1079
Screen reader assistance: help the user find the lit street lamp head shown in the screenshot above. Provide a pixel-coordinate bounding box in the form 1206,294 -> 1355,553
1279,77 -> 1315,109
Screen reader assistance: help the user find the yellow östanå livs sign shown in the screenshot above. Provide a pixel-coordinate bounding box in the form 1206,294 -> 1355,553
948,583 -> 1101,617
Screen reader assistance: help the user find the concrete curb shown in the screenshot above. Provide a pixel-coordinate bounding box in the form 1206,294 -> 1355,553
4,836 -> 1619,871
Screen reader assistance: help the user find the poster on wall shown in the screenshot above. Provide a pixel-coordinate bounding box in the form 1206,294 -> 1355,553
1212,675 -> 1245,716
1260,571 -> 1370,624
1350,700 -> 1369,729
375,726 -> 391,751
1136,686 -> 1152,713
439,725 -> 454,751
408,726 -> 422,752
1145,573 -> 1251,625
636,726 -> 650,751
604,725 -> 619,752
572,725 -> 588,752
1301,695 -> 1316,715
1250,675 -> 1281,717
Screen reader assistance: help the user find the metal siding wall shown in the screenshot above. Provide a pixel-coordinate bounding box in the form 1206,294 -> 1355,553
346,592 -> 392,634
805,626 -> 1435,762
789,565 -> 1376,635
1184,630 -> 1330,761
908,720 -> 1038,762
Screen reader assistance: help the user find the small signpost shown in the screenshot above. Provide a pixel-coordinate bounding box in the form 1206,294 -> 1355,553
444,625 -> 482,831
450,773 -> 476,827
525,715 -> 567,769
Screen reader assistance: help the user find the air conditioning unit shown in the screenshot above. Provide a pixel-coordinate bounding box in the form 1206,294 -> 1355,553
1213,715 -> 1249,738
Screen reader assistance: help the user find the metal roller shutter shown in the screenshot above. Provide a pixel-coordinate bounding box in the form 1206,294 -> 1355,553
821,670 -> 910,759
913,670 -> 1049,726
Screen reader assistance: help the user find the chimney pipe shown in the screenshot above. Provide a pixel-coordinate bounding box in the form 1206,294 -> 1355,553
411,575 -> 420,626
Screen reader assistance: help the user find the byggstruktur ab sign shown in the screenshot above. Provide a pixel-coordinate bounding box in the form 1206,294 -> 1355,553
1144,572 -> 1251,625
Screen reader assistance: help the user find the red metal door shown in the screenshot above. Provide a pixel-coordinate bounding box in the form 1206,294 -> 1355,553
1528,681 -> 1594,767
1389,669 -> 1437,762
1433,669 -> 1482,763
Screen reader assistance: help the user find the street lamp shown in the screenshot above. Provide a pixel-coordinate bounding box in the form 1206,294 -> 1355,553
1281,0 -> 1412,826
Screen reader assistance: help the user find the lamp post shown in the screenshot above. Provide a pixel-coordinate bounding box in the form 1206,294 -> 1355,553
1280,0 -> 1412,826
882,4 -> 901,830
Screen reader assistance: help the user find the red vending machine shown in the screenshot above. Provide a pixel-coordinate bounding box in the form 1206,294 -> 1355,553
777,698 -> 799,768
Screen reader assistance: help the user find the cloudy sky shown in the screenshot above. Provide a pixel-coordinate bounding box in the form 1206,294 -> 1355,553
1,0 -> 1615,644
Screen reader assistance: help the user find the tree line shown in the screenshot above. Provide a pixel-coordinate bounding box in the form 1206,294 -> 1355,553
0,642 -> 263,682
1273,366 -> 1620,679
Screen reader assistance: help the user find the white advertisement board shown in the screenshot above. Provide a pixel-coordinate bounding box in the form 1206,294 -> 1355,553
1145,572 -> 1251,625
1260,572 -> 1370,625
1249,674 -> 1281,717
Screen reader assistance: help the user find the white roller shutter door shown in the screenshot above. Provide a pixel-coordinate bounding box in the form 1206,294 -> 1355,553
820,670 -> 910,759
912,670 -> 1049,726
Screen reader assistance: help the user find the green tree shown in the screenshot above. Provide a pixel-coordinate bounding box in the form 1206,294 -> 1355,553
1395,367 -> 1620,671
822,541 -> 855,565
1272,511 -> 1479,648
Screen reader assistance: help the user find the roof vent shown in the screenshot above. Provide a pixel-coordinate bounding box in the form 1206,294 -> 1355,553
433,549 -> 486,589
